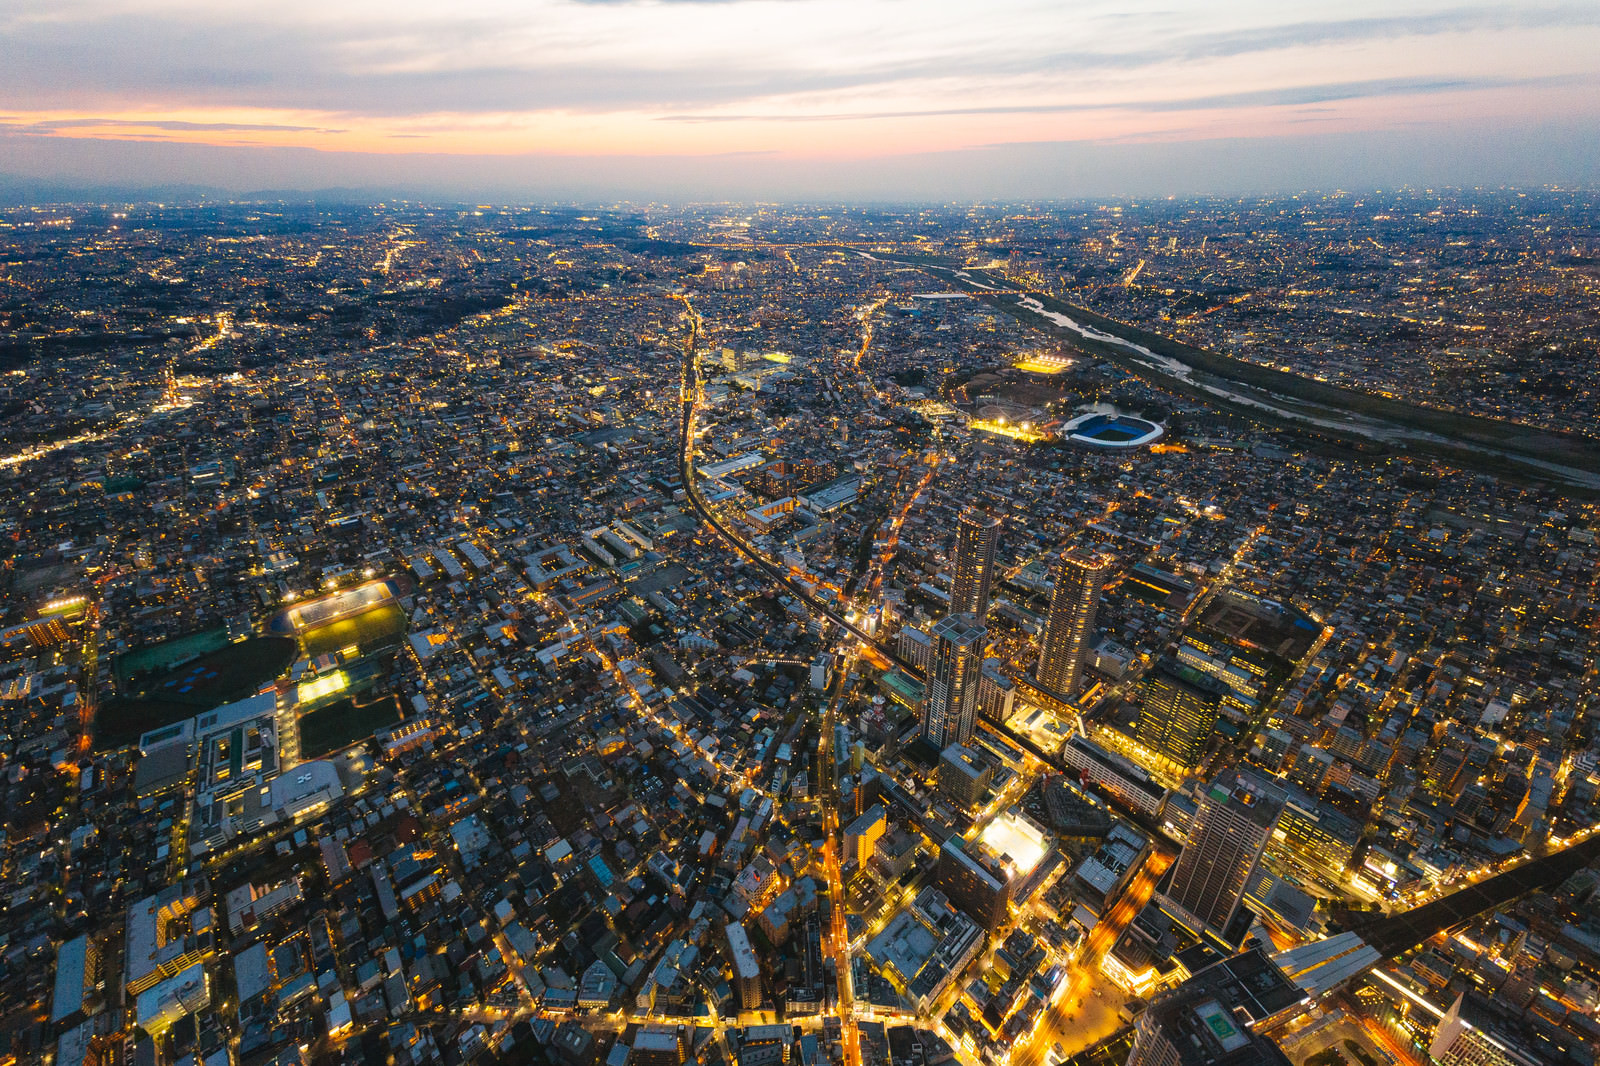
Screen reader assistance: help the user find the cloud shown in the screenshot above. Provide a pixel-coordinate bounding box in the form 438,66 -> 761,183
1,1 -> 1596,121
0,0 -> 1597,170
4,114 -> 1599,201
658,74 -> 1576,124
1131,75 -> 1570,112
1171,4 -> 1600,62
4,117 -> 345,134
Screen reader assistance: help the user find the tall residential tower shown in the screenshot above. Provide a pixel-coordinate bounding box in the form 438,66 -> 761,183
922,613 -> 987,750
950,508 -> 1001,619
1037,547 -> 1112,697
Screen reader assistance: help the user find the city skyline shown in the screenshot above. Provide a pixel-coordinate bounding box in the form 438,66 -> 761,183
2,1 -> 1600,199
4,4 -> 1600,1050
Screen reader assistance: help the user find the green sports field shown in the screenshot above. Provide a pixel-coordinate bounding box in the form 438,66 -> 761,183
300,603 -> 407,659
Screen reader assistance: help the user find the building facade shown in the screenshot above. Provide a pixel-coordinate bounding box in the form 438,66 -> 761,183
1162,774 -> 1284,943
725,922 -> 763,1011
1137,659 -> 1230,772
933,837 -> 1011,932
937,744 -> 992,811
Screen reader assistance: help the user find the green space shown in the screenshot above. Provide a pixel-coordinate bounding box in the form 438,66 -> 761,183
301,602 -> 407,660
114,627 -> 230,694
96,636 -> 297,750
298,693 -> 404,758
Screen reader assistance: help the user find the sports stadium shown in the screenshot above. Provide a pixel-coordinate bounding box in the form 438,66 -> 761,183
1062,411 -> 1164,449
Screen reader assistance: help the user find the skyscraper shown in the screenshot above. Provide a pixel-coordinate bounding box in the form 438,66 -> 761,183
1161,773 -> 1284,944
1136,658 -> 1230,771
950,508 -> 1000,619
1037,547 -> 1111,697
922,613 -> 987,749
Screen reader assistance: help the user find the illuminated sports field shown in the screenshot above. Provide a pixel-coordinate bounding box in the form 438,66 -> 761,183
301,602 -> 407,660
1014,353 -> 1072,374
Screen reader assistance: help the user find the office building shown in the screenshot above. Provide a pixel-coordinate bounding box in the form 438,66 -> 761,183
1137,659 -> 1230,772
937,744 -> 992,811
1126,948 -> 1299,1066
555,1023 -> 598,1066
851,768 -> 884,819
1275,794 -> 1361,877
933,837 -> 1012,931
1060,734 -> 1169,817
950,508 -> 1000,618
50,935 -> 102,1024
737,1025 -> 792,1066
922,613 -> 987,749
976,656 -> 1017,722
1073,823 -> 1151,911
125,883 -> 213,997
895,625 -> 933,673
1163,774 -> 1284,944
1253,728 -> 1295,771
1285,746 -> 1334,794
844,804 -> 886,869
1037,547 -> 1111,697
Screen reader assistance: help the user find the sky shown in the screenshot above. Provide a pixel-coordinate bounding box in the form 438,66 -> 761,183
2,0 -> 1599,200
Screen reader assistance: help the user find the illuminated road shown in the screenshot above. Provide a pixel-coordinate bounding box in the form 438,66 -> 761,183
1012,851 -> 1172,1066
75,599 -> 101,755
847,295 -> 890,402
859,458 -> 939,607
677,297 -> 923,675
0,388 -> 201,471
818,651 -> 862,1066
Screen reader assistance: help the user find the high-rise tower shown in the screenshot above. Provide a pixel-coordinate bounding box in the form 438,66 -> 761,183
1161,773 -> 1284,943
950,508 -> 1001,619
1037,547 -> 1111,697
922,613 -> 987,750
